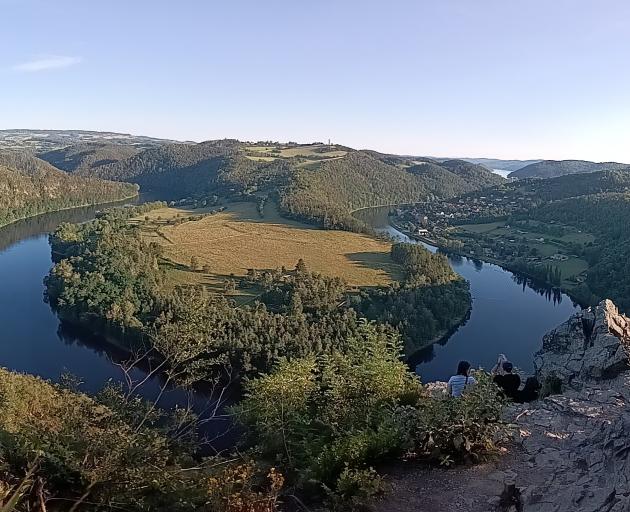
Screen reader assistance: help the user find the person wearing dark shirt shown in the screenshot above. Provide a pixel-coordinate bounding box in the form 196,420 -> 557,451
515,377 -> 541,403
493,361 -> 521,400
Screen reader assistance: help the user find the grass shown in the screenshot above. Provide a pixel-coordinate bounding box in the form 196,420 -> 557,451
556,258 -> 589,281
277,144 -> 347,159
457,222 -> 505,234
453,220 -> 592,288
136,202 -> 401,300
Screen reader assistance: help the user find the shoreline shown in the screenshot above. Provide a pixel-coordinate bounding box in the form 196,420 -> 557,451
0,192 -> 140,230
388,219 -> 588,309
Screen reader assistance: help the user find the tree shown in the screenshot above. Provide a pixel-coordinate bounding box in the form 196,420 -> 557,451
190,255 -> 200,271
295,258 -> 307,273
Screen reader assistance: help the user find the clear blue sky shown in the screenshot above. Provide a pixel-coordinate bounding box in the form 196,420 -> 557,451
2,0 -> 630,161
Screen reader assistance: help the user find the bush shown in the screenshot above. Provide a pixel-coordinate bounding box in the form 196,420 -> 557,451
206,461 -> 284,512
326,466 -> 385,511
396,371 -> 509,465
234,322 -> 422,490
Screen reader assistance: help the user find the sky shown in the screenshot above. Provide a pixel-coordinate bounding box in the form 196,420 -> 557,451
1,0 -> 630,161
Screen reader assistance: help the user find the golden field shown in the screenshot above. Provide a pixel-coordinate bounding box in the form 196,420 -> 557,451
137,202 -> 401,298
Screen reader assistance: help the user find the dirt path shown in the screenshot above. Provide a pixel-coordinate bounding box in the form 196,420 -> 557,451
374,449 -> 523,512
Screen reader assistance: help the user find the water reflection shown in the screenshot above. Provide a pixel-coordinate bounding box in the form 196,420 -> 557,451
353,206 -> 580,381
0,202 -> 234,450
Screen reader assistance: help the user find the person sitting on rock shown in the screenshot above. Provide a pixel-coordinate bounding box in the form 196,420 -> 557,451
491,353 -> 509,375
515,377 -> 541,403
493,361 -> 521,400
447,360 -> 477,397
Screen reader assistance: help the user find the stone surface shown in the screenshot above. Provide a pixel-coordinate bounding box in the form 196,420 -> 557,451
534,299 -> 630,389
496,300 -> 630,512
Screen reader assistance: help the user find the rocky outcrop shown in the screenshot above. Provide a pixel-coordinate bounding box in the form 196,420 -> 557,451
534,299 -> 630,389
496,300 -> 630,512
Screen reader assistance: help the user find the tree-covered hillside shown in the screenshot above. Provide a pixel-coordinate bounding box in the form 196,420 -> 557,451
39,142 -> 143,173
509,159 -> 629,179
0,150 -> 138,227
280,152 -> 504,230
40,139 -> 504,230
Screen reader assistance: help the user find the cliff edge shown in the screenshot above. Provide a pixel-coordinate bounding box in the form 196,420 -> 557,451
498,300 -> 630,512
377,300 -> 630,512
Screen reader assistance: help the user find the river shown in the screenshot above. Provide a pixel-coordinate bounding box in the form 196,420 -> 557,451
0,202 -> 580,420
0,204 -> 233,447
353,206 -> 580,381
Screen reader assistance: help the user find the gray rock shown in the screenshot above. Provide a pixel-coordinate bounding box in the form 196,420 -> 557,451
534,300 -> 630,389
495,300 -> 630,511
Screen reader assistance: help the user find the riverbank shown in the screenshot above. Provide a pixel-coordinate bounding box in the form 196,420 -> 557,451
389,218 -> 589,309
0,192 -> 140,230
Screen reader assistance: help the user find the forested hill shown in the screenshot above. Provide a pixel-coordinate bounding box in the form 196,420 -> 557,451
39,142 -> 143,173
0,150 -> 138,227
509,159 -> 629,179
280,152 -> 504,229
41,139 -> 504,230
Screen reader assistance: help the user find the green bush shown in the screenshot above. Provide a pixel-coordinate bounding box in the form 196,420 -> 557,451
396,371 -> 509,465
234,322 -> 422,490
326,466 -> 385,511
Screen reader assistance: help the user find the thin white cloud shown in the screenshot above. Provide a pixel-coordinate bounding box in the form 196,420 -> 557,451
14,56 -> 82,72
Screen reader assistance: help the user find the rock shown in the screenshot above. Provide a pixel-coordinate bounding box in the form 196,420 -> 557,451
534,300 -> 630,389
498,300 -> 630,511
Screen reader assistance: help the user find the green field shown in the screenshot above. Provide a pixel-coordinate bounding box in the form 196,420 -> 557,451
454,220 -> 591,286
457,221 -> 506,234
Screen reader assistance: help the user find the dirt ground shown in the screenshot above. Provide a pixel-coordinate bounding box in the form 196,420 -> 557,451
374,449 -> 523,512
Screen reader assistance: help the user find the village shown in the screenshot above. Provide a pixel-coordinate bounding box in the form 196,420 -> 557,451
391,191 -> 591,290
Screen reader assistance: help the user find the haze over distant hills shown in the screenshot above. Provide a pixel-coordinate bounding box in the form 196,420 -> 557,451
509,159 -> 630,179
0,129 -> 175,153
445,158 -> 542,173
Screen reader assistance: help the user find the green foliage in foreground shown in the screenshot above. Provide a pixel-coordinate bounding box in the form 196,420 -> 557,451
235,324 -> 508,507
0,366 -> 291,511
0,330 -> 508,511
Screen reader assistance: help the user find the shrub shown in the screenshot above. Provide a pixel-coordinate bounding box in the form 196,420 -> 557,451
397,371 -> 509,465
206,462 -> 284,512
326,466 -> 385,511
234,322 -> 422,489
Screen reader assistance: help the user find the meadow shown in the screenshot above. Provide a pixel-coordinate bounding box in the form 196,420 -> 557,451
136,201 -> 401,300
454,220 -> 591,285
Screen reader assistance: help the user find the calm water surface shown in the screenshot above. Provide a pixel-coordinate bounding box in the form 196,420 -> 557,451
0,205 -> 231,446
0,202 -> 580,416
354,206 -> 580,381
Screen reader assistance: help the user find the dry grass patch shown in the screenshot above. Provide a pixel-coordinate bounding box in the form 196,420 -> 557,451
141,202 -> 400,295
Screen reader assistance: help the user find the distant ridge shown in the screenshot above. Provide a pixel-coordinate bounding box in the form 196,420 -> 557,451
0,129 -> 175,153
509,159 -> 630,179
431,157 -> 541,173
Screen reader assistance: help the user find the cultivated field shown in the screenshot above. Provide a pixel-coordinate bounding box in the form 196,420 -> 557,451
454,220 -> 591,285
137,202 -> 401,299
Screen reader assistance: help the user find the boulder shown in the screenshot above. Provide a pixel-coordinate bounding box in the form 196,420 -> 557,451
534,299 -> 630,389
492,300 -> 630,511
